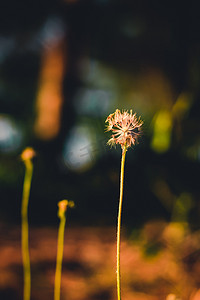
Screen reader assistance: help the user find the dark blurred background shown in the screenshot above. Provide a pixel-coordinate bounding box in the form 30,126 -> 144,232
0,0 -> 200,229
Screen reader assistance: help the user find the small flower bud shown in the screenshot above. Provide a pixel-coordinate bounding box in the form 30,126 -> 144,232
58,199 -> 74,219
21,147 -> 36,161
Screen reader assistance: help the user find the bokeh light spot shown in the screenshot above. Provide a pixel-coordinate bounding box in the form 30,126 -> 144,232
151,110 -> 173,153
0,115 -> 23,153
63,125 -> 97,172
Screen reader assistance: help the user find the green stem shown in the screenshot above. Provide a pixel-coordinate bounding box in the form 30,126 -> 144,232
21,160 -> 33,300
54,210 -> 67,300
117,146 -> 127,300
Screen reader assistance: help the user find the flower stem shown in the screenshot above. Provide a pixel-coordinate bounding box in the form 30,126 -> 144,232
54,207 -> 67,300
21,160 -> 33,300
117,147 -> 127,300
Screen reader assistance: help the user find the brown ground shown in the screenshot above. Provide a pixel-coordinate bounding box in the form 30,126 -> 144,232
1,220 -> 200,300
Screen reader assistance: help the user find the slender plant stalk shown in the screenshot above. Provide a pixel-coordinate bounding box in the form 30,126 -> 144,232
54,200 -> 74,300
21,159 -> 33,300
117,146 -> 127,300
54,209 -> 66,300
105,109 -> 143,300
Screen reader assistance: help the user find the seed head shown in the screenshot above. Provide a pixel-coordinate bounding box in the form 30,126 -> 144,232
105,109 -> 143,151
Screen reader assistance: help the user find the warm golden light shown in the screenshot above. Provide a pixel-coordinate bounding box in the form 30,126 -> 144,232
34,40 -> 67,140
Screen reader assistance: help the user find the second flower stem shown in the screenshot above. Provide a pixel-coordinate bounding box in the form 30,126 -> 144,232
54,208 -> 67,300
21,160 -> 33,300
117,146 -> 127,300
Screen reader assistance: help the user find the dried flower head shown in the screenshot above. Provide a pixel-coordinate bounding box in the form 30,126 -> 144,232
105,109 -> 143,150
21,147 -> 36,161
